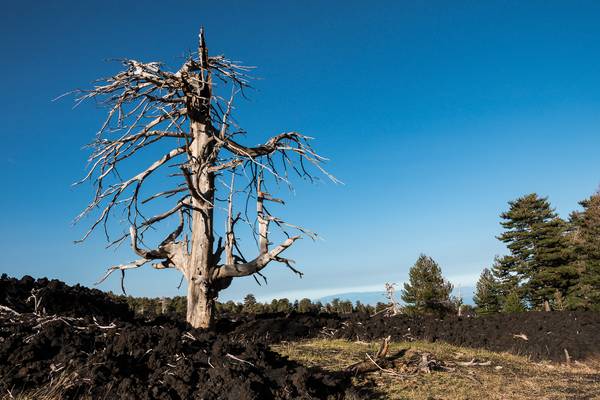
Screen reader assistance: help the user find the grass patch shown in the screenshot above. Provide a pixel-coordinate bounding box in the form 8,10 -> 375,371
273,339 -> 600,399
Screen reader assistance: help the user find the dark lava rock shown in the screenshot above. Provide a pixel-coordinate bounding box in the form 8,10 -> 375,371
0,276 -> 355,399
2,274 -> 600,399
0,274 -> 133,322
330,311 -> 600,362
232,310 -> 600,362
0,316 -> 352,399
230,311 -> 600,362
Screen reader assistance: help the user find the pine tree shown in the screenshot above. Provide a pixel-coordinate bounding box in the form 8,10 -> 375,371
243,294 -> 257,313
529,215 -> 577,307
329,298 -> 341,313
277,298 -> 292,313
502,290 -> 526,313
297,298 -> 314,313
474,268 -> 502,314
491,255 -> 520,299
354,300 -> 367,314
496,193 -> 576,309
314,301 -> 324,312
375,302 -> 388,313
339,300 -> 353,314
568,191 -> 600,310
401,254 -> 453,316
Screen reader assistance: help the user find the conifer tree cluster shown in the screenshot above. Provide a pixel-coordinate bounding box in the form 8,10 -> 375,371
475,191 -> 600,313
113,293 -> 377,317
115,190 -> 600,318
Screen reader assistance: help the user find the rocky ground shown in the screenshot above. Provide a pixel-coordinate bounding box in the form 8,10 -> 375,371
1,275 -> 599,399
0,276 -> 355,399
228,309 -> 598,362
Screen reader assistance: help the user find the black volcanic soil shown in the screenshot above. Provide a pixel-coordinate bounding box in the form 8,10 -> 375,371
0,274 -> 133,321
0,275 -> 354,399
1,275 -> 600,399
229,311 -> 599,362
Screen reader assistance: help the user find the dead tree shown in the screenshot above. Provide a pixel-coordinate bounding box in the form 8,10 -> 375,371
70,29 -> 335,328
384,283 -> 403,315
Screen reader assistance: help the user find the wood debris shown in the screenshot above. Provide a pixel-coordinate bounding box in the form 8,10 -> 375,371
346,337 -> 491,379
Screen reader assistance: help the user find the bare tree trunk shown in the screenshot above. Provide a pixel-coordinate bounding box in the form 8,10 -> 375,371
161,297 -> 167,314
186,278 -> 213,327
186,120 -> 216,328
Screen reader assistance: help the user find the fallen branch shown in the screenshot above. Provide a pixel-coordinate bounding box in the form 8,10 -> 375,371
455,359 -> 492,367
346,336 -> 406,375
564,349 -> 571,364
92,317 -> 117,329
225,353 -> 255,368
0,305 -> 20,315
365,353 -> 406,378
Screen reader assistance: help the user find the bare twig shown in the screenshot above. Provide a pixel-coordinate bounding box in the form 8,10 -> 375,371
225,353 -> 255,367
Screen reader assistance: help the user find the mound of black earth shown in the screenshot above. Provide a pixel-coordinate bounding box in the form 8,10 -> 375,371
232,311 -> 600,362
0,274 -> 133,322
330,312 -> 600,362
225,312 -> 346,343
0,312 -> 355,400
3,274 -> 600,399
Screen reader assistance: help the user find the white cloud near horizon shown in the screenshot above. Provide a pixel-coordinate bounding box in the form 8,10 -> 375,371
253,272 -> 481,303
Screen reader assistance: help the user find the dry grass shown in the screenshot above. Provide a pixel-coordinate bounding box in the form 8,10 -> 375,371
1,371 -> 104,400
6,340 -> 599,399
273,339 -> 600,400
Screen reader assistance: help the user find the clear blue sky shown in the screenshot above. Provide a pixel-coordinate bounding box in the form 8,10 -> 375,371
1,1 -> 599,301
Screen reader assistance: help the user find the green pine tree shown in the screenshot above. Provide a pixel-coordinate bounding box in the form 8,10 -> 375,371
243,294 -> 258,313
354,300 -> 367,314
329,298 -> 341,313
496,193 -> 576,309
375,302 -> 388,313
474,268 -> 502,314
297,298 -> 314,313
568,191 -> 600,310
276,298 -> 292,313
401,254 -> 454,316
502,290 -> 526,313
491,255 -> 520,300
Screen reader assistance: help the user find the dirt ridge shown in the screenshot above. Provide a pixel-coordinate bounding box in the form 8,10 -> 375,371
2,275 -> 600,399
0,276 -> 354,399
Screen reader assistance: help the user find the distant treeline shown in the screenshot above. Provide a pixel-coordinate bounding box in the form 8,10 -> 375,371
474,190 -> 600,313
108,292 -> 394,318
109,190 -> 600,319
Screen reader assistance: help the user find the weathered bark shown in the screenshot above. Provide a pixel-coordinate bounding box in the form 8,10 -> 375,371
186,117 -> 216,328
186,279 -> 214,328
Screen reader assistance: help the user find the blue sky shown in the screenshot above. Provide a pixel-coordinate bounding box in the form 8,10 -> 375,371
1,1 -> 599,302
